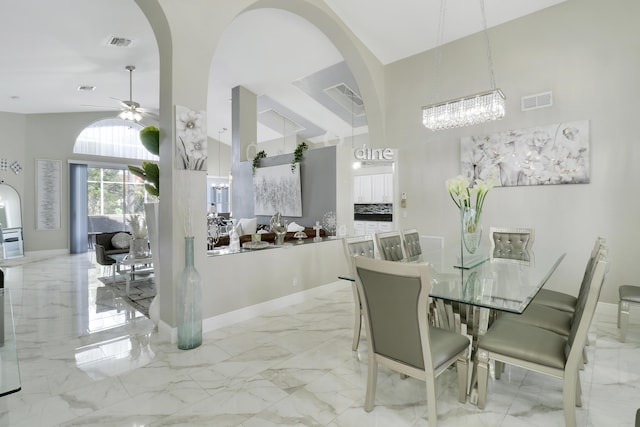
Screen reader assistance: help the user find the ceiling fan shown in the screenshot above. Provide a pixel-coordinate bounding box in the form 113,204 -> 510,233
114,65 -> 158,122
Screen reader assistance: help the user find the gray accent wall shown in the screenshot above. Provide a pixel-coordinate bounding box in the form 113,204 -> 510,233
231,146 -> 337,228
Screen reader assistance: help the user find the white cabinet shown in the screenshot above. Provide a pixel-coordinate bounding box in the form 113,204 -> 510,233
354,173 -> 393,203
353,220 -> 394,237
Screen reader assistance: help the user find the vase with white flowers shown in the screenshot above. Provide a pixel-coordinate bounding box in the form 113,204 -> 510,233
445,175 -> 494,256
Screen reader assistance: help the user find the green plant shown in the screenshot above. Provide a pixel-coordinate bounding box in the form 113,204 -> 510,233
128,126 -> 160,197
252,150 -> 267,175
291,141 -> 309,172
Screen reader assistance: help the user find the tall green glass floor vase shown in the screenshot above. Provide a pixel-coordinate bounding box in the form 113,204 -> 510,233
177,236 -> 202,349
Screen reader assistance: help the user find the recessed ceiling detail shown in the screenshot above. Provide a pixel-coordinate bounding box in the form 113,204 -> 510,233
324,83 -> 365,117
258,109 -> 304,136
292,61 -> 368,128
256,96 -> 325,140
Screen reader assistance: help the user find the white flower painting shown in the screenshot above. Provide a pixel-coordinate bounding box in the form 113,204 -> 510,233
175,105 -> 207,171
461,120 -> 590,187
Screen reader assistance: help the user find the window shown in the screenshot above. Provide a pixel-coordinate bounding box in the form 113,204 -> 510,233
74,118 -> 158,161
87,167 -> 156,232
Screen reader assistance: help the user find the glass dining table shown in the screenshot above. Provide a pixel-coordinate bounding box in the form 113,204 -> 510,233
341,246 -> 567,404
0,289 -> 21,397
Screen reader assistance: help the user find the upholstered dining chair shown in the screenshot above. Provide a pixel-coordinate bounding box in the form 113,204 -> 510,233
618,284 -> 640,342
499,241 -> 607,338
375,230 -> 405,261
401,228 -> 422,257
477,253 -> 608,427
489,227 -> 534,262
353,255 -> 469,426
533,237 -> 606,314
342,235 -> 376,351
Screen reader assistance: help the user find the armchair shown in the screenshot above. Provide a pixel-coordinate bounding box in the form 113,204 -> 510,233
95,232 -> 131,270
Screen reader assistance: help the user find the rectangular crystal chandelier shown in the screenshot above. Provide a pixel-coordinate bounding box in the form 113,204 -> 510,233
422,0 -> 505,131
422,88 -> 505,131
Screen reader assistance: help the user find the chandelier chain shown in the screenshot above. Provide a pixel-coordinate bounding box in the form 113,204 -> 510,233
479,0 -> 497,90
431,0 -> 447,103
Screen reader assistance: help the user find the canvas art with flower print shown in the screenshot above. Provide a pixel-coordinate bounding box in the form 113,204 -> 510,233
175,105 -> 207,171
461,120 -> 589,187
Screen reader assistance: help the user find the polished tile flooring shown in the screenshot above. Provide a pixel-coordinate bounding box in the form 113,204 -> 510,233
1,252 -> 638,426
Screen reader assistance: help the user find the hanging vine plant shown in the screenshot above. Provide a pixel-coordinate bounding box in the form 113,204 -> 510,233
252,150 -> 267,175
291,141 -> 309,172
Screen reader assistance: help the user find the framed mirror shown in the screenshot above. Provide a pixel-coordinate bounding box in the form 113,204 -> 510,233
0,184 -> 23,258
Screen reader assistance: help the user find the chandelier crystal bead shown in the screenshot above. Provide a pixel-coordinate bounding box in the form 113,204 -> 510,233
422,89 -> 505,131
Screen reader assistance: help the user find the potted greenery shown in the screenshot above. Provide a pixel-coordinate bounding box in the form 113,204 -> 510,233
128,125 -> 160,197
252,150 -> 267,175
291,141 -> 308,172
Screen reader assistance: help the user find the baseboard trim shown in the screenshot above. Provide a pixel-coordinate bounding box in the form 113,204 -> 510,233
158,280 -> 345,343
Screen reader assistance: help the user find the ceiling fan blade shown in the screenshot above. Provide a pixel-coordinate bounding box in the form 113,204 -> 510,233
141,111 -> 159,121
137,107 -> 159,114
80,104 -> 119,110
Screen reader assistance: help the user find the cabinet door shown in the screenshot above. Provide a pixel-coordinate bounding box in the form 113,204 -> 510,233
382,173 -> 394,202
377,222 -> 393,232
371,175 -> 385,202
354,176 -> 373,203
366,173 -> 393,203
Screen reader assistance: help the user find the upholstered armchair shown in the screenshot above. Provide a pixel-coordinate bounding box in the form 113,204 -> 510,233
95,231 -> 130,268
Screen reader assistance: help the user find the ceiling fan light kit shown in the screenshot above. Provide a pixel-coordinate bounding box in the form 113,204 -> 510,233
117,65 -> 157,123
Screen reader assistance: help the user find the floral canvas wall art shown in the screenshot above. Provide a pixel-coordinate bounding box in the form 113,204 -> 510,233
175,105 -> 207,171
253,163 -> 302,217
461,120 -> 590,187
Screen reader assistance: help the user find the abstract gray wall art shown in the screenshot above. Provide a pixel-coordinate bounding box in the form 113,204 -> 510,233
253,163 -> 302,217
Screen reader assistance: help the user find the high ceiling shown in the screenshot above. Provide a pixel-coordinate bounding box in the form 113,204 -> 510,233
0,0 -> 565,145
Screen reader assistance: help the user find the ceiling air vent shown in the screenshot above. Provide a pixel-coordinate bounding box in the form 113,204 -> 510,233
77,85 -> 96,92
258,109 -> 304,136
324,83 -> 366,117
521,91 -> 553,111
106,36 -> 133,47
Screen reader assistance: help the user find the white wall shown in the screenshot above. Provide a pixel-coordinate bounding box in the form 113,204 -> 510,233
383,0 -> 640,303
0,113 -> 26,219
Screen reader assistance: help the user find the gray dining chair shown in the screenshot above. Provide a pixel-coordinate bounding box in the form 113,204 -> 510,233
477,253 -> 608,427
499,240 -> 607,338
354,255 -> 469,426
618,284 -> 640,342
534,237 -> 606,313
489,227 -> 534,262
342,235 -> 376,351
375,230 -> 405,261
401,228 -> 422,257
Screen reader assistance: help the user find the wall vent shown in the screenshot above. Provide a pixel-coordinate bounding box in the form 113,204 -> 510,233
521,91 -> 553,111
106,36 -> 133,47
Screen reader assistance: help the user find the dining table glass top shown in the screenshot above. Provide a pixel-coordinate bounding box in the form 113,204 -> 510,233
342,247 -> 566,315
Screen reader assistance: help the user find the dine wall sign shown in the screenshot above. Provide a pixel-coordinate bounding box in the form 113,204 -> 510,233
353,145 -> 393,161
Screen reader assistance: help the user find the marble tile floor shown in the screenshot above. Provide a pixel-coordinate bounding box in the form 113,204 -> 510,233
0,252 -> 639,426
